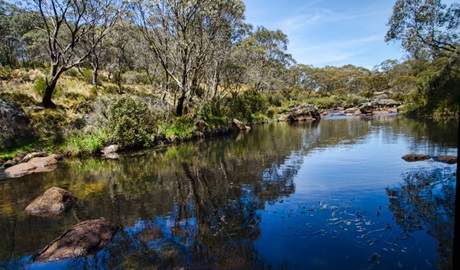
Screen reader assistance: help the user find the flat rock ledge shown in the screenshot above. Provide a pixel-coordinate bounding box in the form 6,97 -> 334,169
3,154 -> 59,178
33,219 -> 119,263
25,187 -> 77,216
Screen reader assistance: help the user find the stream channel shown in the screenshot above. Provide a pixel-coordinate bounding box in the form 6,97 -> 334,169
0,115 -> 458,269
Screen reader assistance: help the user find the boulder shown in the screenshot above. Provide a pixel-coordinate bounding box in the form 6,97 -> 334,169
233,119 -> 251,130
287,103 -> 321,122
344,107 -> 359,114
359,97 -> 400,115
33,219 -> 119,262
25,187 -> 77,215
4,154 -> 59,178
4,162 -> 37,178
401,153 -> 431,162
359,102 -> 374,115
101,145 -> 120,159
0,98 -> 32,150
433,156 -> 457,164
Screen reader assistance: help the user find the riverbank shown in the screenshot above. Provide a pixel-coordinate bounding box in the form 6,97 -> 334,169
1,68 -> 457,162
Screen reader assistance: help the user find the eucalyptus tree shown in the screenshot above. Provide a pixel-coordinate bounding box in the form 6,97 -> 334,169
103,20 -> 138,92
30,0 -> 121,108
131,0 -> 246,116
385,1 -> 460,261
243,26 -> 294,93
386,0 -> 459,59
0,1 -> 42,67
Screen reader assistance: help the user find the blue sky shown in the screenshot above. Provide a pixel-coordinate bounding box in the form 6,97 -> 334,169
243,0 -> 406,69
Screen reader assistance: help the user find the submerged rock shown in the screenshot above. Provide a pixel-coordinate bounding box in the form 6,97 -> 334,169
33,219 -> 119,262
401,153 -> 431,162
25,187 -> 77,215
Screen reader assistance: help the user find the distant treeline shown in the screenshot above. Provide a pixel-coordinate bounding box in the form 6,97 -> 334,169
1,0 -> 459,116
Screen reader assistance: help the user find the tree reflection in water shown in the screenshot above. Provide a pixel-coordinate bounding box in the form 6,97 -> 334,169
386,167 -> 456,270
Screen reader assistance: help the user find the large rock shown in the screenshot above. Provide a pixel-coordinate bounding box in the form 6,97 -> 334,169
287,103 -> 321,122
0,98 -> 32,150
33,219 -> 119,262
101,145 -> 120,159
4,154 -> 59,178
25,187 -> 77,215
402,153 -> 431,162
359,96 -> 400,115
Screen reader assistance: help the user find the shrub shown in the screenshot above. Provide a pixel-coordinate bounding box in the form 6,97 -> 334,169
106,96 -> 155,148
33,77 -> 47,97
89,86 -> 98,98
161,116 -> 195,141
63,134 -> 104,156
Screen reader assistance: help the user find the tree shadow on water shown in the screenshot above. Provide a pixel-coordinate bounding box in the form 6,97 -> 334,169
386,167 -> 456,270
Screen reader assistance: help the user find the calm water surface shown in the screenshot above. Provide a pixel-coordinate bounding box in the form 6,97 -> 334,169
0,116 -> 458,269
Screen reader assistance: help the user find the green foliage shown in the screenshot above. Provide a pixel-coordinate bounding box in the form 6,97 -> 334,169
63,134 -> 104,156
251,113 -> 269,124
80,68 -> 93,84
29,109 -> 67,145
161,116 -> 195,141
361,90 -> 373,99
0,141 -> 41,160
89,86 -> 98,97
0,66 -> 12,79
33,77 -> 47,97
64,68 -> 79,77
107,96 -> 155,148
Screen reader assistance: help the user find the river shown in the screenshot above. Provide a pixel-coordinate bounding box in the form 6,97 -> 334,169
0,115 -> 458,269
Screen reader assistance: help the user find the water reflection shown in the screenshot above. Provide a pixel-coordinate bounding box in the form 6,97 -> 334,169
0,116 -> 457,269
386,167 -> 456,270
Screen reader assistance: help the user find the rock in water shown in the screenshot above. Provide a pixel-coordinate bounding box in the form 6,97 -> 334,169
433,155 -> 457,164
287,103 -> 321,122
34,219 -> 119,262
25,187 -> 77,215
401,153 -> 431,162
4,154 -> 59,178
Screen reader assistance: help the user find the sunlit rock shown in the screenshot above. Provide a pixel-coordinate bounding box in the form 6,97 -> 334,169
33,219 -> 119,262
20,151 -> 47,163
101,145 -> 120,159
287,103 -> 321,122
4,154 -> 59,178
25,187 -> 77,215
233,119 -> 251,130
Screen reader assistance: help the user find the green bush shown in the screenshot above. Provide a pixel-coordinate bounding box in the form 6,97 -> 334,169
89,86 -> 98,98
63,134 -> 104,156
162,116 -> 195,141
107,96 -> 155,148
33,77 -> 47,97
